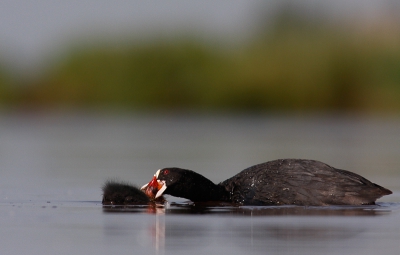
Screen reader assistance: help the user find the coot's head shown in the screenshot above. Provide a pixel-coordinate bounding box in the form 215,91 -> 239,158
142,168 -> 197,199
142,167 -> 227,202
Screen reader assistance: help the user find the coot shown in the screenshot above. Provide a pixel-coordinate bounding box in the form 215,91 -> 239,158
102,181 -> 150,205
102,176 -> 166,205
142,159 -> 392,206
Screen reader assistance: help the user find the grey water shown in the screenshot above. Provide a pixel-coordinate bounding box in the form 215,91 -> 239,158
1,113 -> 400,255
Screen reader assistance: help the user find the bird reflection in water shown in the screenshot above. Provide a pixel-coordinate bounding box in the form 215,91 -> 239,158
102,202 -> 393,253
102,202 -> 166,252
102,202 -> 165,214
151,213 -> 165,253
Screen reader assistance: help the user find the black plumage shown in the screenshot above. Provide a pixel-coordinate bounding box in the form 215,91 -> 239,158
102,180 -> 150,205
154,159 -> 392,206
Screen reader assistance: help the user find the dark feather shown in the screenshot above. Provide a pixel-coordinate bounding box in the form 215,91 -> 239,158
102,180 -> 150,205
220,159 -> 392,206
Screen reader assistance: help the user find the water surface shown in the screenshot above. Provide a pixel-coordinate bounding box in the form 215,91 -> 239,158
1,113 -> 399,254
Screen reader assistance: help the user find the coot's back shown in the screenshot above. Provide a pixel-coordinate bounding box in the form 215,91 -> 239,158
220,159 -> 392,206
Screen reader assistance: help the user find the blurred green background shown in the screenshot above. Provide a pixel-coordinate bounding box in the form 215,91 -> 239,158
1,1 -> 399,115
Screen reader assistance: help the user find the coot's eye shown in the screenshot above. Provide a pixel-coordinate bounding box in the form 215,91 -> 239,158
163,169 -> 170,175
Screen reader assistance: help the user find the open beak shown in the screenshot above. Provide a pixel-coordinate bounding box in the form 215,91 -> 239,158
141,171 -> 166,199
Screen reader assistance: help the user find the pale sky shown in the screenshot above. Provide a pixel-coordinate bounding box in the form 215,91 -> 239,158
0,0 -> 395,73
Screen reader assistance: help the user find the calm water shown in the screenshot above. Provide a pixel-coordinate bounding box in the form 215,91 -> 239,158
1,113 -> 400,255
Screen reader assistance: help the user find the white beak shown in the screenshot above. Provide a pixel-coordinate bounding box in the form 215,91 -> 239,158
155,181 -> 167,198
140,169 -> 167,198
153,169 -> 166,198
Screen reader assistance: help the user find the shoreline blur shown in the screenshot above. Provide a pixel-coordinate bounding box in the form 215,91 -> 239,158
0,2 -> 399,115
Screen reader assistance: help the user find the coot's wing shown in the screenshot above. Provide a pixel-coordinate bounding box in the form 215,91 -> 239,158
222,159 -> 333,205
221,159 -> 391,206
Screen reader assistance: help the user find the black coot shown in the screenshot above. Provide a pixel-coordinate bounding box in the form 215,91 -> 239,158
102,176 -> 164,205
102,181 -> 150,205
144,159 -> 392,206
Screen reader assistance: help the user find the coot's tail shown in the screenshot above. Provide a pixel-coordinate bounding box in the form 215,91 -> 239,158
373,183 -> 392,196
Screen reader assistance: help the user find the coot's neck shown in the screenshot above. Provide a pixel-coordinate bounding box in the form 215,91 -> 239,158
166,170 -> 230,202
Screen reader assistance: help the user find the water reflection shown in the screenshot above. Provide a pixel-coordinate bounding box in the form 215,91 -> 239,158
229,224 -> 366,254
102,203 -> 165,214
100,202 -> 399,254
102,202 -> 392,216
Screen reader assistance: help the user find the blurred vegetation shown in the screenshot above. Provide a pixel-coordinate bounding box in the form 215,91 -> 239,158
0,67 -> 16,107
1,7 -> 400,114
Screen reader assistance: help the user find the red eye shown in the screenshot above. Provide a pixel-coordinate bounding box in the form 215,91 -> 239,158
163,169 -> 170,175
